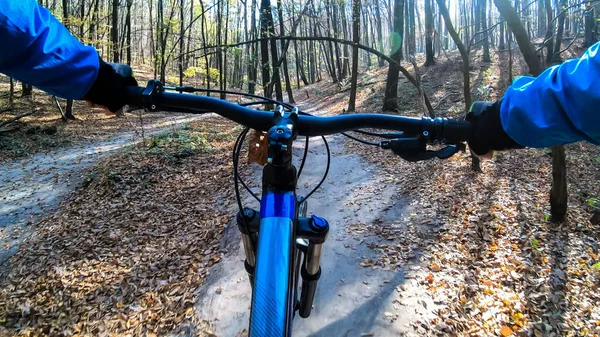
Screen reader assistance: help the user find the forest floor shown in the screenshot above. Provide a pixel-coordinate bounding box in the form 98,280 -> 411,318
1,46 -> 600,337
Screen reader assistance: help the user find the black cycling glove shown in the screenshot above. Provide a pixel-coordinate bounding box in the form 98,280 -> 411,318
466,101 -> 525,155
83,58 -> 138,113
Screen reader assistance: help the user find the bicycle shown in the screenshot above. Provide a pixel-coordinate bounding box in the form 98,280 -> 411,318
125,80 -> 472,337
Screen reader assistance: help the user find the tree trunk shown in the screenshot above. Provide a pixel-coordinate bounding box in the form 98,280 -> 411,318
179,0 -> 185,86
294,39 -> 309,86
79,0 -> 85,39
374,0 -> 385,66
480,0 -> 491,61
199,0 -> 210,95
550,145 -> 567,222
9,78 -> 14,105
90,0 -> 100,45
474,0 -> 481,48
323,1 -> 339,83
424,0 -> 435,66
126,0 -> 132,65
383,0 -> 404,111
158,0 -> 165,82
149,0 -> 157,78
186,0 -> 194,68
111,0 -> 119,62
248,0 -> 258,94
499,17 -> 505,49
537,0 -> 546,37
62,0 -> 69,27
544,0 -> 554,65
332,2 -> 344,79
223,0 -> 230,99
436,0 -> 469,108
494,0 -> 543,75
585,2 -> 596,47
408,0 -> 416,54
361,4 -> 372,68
348,0 -> 361,112
340,1 -> 351,77
278,0 -> 295,103
260,0 -> 273,103
552,0 -> 567,63
265,1 -> 283,101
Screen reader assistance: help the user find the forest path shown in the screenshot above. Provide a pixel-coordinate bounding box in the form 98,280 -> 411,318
0,115 -> 203,266
196,106 -> 436,337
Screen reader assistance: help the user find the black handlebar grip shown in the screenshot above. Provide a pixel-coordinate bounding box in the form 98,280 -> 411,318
442,118 -> 472,144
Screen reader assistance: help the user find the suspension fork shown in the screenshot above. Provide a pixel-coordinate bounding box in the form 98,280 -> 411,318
236,208 -> 260,287
296,214 -> 329,318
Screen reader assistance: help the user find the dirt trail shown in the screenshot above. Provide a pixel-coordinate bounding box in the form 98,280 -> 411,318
0,115 -> 202,265
196,136 -> 438,335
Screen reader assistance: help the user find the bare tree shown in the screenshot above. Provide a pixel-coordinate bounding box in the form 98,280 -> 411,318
348,0 -> 361,112
383,0 -> 404,111
112,0 -> 120,62
424,0 -> 435,66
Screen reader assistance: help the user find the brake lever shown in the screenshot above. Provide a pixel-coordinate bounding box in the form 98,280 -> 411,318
380,138 -> 466,162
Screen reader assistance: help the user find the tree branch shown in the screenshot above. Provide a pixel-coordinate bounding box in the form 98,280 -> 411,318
187,35 -> 434,114
0,109 -> 39,128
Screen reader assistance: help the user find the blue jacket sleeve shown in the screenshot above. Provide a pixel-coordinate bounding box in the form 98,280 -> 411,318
500,42 -> 600,148
0,0 -> 99,99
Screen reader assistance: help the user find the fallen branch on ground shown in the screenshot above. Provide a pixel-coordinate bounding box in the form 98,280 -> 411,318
0,109 -> 40,128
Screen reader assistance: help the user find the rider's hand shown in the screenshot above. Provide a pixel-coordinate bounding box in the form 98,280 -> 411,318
83,58 -> 138,113
466,101 -> 524,157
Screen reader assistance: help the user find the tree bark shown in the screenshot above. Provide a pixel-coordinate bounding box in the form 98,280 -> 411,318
374,0 -> 385,66
494,0 -> 543,75
79,0 -> 85,39
9,78 -> 14,105
550,145 -> 567,222
552,0 -> 567,63
248,0 -> 258,94
199,0 -> 210,95
585,2 -> 596,46
361,4 -> 372,68
126,0 -> 132,65
407,0 -> 416,54
383,0 -> 404,111
340,1 -> 351,77
90,0 -> 100,45
499,16 -> 505,49
112,0 -> 119,62
278,0 -> 295,103
436,0 -> 470,109
537,0 -> 546,37
61,0 -> 74,120
186,0 -> 194,68
223,0 -> 229,99
179,0 -> 185,86
332,2 -> 344,79
424,0 -> 435,65
260,0 -> 273,103
348,0 -> 361,112
544,0 -> 554,65
480,0 -> 491,61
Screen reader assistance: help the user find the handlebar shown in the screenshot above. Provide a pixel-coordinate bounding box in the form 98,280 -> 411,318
127,81 -> 471,142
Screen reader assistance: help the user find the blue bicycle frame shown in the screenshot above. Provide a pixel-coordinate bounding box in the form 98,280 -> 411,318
249,192 -> 297,336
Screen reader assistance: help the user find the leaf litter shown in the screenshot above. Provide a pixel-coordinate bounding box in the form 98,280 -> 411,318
0,116 -> 239,336
346,137 -> 600,336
